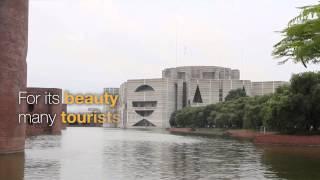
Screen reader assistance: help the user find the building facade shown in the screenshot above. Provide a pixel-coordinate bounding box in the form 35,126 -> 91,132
119,66 -> 288,128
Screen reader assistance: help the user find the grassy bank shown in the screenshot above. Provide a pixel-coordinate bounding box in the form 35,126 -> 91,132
168,128 -> 320,146
167,128 -> 227,137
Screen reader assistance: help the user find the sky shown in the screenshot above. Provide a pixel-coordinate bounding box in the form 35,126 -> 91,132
27,0 -> 320,94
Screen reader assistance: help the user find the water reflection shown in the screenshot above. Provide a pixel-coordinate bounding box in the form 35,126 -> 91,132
25,135 -> 62,180
101,130 -> 204,179
1,128 -> 320,179
0,152 -> 24,180
259,146 -> 320,180
99,129 -> 269,179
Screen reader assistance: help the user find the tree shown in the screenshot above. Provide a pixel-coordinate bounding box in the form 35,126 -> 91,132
225,88 -> 247,101
289,72 -> 320,132
273,3 -> 320,67
265,73 -> 320,134
243,96 -> 269,129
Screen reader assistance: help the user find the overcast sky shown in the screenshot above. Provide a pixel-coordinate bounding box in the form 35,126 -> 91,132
27,0 -> 319,93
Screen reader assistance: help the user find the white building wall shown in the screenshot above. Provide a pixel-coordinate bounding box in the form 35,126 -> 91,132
252,81 -> 288,96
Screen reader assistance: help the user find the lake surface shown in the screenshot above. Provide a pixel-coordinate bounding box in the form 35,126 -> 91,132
1,127 -> 320,180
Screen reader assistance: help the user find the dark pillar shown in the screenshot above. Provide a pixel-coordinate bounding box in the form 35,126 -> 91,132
0,0 -> 28,153
50,89 -> 63,135
0,153 -> 25,180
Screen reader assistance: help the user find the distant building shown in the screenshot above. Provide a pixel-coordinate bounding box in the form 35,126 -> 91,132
119,66 -> 288,128
67,108 -> 103,127
25,88 -> 63,136
103,88 -> 120,128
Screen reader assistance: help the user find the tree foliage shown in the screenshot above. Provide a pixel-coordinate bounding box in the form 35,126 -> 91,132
224,87 -> 247,101
273,3 -> 320,67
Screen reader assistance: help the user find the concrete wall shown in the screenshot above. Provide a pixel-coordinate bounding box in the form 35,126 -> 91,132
162,66 -> 240,80
119,83 -> 128,128
252,81 -> 288,96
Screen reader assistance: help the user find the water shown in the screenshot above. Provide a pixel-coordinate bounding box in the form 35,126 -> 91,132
1,127 -> 320,180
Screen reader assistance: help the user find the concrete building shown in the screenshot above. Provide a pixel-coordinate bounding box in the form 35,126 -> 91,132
103,88 -> 120,128
119,66 -> 288,128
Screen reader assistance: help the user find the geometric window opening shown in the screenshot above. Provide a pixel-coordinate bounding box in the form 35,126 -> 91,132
133,119 -> 156,127
242,86 -> 246,93
182,82 -> 187,107
193,85 -> 203,103
135,85 -> 154,92
28,104 -> 35,112
219,89 -> 223,102
203,72 -> 215,79
132,101 -> 157,108
178,72 -> 186,79
135,110 -> 154,117
27,116 -> 33,125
